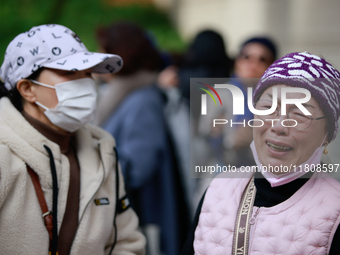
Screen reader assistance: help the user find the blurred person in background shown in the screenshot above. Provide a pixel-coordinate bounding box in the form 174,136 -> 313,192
0,24 -> 145,255
157,64 -> 195,217
231,37 -> 277,167
234,37 -> 277,80
155,30 -> 234,217
198,37 -> 277,170
180,30 -> 233,209
93,22 -> 162,126
95,21 -> 190,255
178,29 -> 233,132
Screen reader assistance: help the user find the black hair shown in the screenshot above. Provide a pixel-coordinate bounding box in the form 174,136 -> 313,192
0,68 -> 44,112
0,79 -> 8,98
183,29 -> 233,69
96,22 -> 163,76
240,37 -> 277,61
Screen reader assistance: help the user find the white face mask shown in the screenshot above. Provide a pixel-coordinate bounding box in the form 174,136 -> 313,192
31,78 -> 97,132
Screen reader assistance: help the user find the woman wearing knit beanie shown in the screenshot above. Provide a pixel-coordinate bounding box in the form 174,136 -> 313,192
182,52 -> 340,255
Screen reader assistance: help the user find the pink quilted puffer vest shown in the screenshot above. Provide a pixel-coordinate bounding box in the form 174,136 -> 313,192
194,172 -> 340,255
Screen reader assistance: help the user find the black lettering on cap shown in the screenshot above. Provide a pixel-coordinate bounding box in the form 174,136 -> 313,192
28,31 -> 35,37
17,57 -> 24,66
52,33 -> 62,39
31,63 -> 40,73
52,47 -> 61,56
57,60 -> 67,65
105,64 -> 115,73
30,47 -> 39,56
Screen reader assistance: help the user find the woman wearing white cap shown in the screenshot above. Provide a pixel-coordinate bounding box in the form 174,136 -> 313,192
0,24 -> 145,255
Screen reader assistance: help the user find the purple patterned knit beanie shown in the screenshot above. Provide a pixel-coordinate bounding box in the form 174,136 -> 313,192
253,51 -> 340,142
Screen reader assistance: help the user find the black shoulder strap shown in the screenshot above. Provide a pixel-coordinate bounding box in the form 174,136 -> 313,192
108,146 -> 120,255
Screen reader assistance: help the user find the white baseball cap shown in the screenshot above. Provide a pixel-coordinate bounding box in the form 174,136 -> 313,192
0,24 -> 123,91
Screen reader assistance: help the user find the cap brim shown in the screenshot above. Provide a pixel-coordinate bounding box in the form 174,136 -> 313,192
43,52 -> 123,74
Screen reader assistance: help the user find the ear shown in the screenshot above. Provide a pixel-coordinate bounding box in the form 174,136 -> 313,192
16,79 -> 37,103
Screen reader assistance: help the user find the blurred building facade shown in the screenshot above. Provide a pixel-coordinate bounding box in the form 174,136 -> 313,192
154,0 -> 340,68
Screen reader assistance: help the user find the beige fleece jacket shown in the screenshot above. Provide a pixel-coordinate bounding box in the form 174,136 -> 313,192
0,97 -> 145,255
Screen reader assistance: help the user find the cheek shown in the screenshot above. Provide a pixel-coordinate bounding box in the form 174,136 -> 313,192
253,123 -> 267,147
293,132 -> 318,165
49,95 -> 59,109
36,89 -> 59,109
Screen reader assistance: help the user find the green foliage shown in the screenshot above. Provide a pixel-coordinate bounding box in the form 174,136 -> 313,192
0,0 -> 186,63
